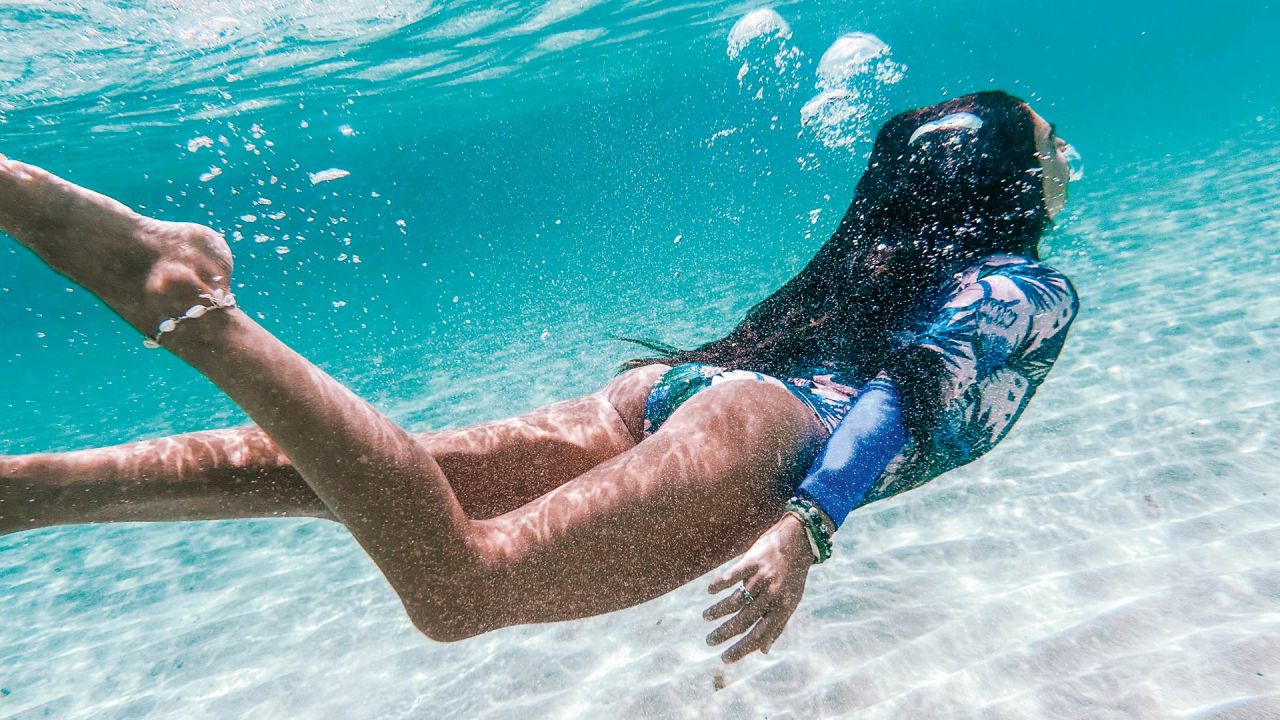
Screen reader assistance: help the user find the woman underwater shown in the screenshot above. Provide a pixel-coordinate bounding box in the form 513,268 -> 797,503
0,90 -> 1079,663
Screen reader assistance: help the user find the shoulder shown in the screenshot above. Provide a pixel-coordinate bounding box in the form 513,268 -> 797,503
974,255 -> 1079,361
968,253 -> 1071,288
973,254 -> 1078,315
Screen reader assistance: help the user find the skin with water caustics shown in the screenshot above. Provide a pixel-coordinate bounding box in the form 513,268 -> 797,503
0,103 -> 1075,661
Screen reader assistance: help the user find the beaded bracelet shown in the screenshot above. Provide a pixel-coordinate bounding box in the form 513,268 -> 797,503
784,496 -> 834,564
142,288 -> 237,349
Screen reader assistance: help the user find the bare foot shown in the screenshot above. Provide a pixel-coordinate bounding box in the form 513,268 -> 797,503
0,155 -> 233,338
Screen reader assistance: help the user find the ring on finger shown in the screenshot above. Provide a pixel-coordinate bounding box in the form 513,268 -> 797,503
740,587 -> 755,605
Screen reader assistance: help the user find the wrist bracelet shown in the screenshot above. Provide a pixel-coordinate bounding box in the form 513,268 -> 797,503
784,496 -> 834,564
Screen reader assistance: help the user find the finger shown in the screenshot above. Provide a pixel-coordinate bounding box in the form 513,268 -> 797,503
722,613 -> 779,663
760,602 -> 796,654
703,589 -> 747,621
706,574 -> 769,640
708,562 -> 754,594
706,602 -> 765,647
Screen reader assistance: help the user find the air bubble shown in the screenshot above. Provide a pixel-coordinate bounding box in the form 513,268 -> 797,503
726,9 -> 803,104
800,32 -> 905,152
309,168 -> 350,184
727,9 -> 791,60
815,33 -> 888,85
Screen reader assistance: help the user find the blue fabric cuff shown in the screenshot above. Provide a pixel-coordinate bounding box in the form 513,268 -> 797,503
796,378 -> 908,529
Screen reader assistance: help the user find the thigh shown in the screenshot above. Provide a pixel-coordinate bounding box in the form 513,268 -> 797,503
467,378 -> 827,629
427,363 -> 669,518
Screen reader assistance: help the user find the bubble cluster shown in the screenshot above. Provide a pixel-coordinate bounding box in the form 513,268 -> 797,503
725,8 -> 803,102
721,13 -> 904,162
800,32 -> 905,151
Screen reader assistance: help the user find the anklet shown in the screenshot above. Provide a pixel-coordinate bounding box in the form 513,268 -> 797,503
142,288 -> 237,348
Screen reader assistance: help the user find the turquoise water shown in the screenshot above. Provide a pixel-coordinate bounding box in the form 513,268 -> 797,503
2,1 -> 1279,717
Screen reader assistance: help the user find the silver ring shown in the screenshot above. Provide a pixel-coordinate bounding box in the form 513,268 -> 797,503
740,587 -> 755,605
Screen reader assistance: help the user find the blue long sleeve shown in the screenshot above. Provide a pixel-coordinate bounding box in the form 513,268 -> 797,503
795,257 -> 1079,529
796,378 -> 908,529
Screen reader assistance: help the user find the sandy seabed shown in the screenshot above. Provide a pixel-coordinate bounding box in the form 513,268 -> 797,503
2,140 -> 1278,720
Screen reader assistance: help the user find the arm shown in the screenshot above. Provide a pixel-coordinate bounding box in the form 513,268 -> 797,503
700,380 -> 909,663
794,377 -> 908,529
705,258 -> 1079,662
804,258 -> 1079,519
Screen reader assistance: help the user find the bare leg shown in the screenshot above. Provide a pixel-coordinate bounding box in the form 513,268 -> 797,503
0,158 -> 825,640
1,428 -> 326,532
0,369 -> 656,532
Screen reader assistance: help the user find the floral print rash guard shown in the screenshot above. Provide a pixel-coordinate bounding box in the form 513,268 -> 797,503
644,254 -> 1079,525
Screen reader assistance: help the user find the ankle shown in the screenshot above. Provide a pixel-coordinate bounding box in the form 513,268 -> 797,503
160,303 -> 246,354
143,284 -> 237,350
121,220 -> 234,338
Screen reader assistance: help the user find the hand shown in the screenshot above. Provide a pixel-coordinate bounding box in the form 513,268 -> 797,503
703,513 -> 814,663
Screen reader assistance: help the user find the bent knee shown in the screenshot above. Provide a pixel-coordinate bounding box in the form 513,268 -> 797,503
408,613 -> 487,643
399,560 -> 518,643
404,597 -> 500,643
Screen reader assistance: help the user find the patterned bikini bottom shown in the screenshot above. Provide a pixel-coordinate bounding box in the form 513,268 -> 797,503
642,362 -> 857,437
640,349 -> 1048,507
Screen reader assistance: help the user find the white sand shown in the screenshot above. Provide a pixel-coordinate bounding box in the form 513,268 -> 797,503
2,140 -> 1278,719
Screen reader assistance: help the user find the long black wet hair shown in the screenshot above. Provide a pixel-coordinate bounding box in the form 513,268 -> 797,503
624,90 -> 1052,442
